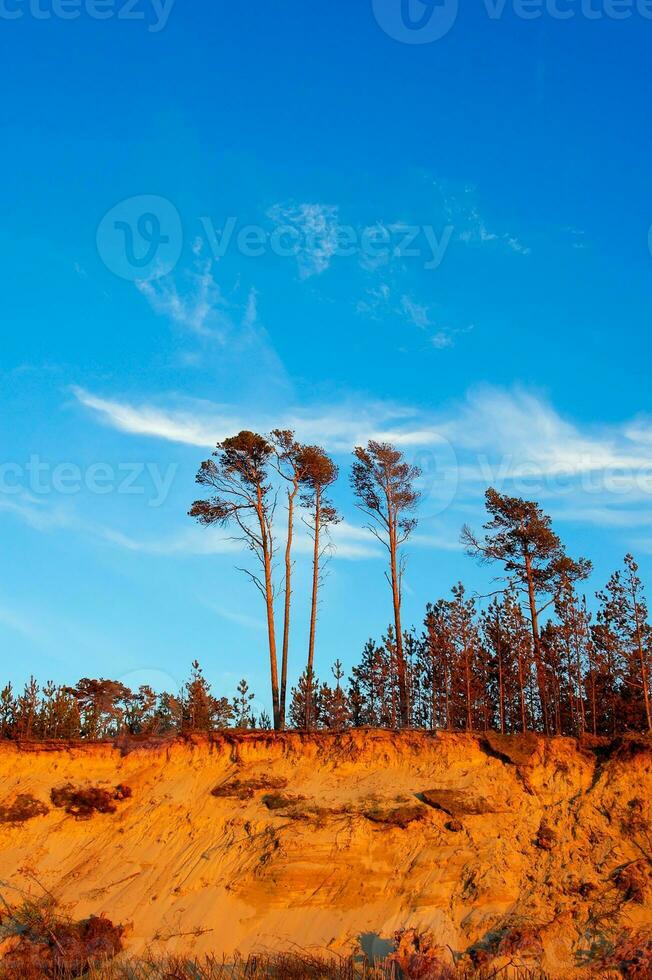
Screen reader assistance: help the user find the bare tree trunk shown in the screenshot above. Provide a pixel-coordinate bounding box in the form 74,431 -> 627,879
587,641 -> 597,737
574,640 -> 586,736
307,489 -> 321,678
431,657 -> 437,731
257,487 -> 280,729
305,489 -> 322,729
518,648 -> 527,733
630,585 -> 652,732
463,630 -> 473,731
389,522 -> 409,728
279,486 -> 298,730
524,552 -> 550,735
498,648 -> 505,735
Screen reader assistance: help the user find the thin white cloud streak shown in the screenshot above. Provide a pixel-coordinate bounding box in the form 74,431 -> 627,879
72,386 -> 444,453
71,387 -> 238,447
73,383 -> 652,478
0,602 -> 44,641
441,387 -> 652,478
0,487 -> 380,563
200,599 -> 266,632
69,383 -> 652,534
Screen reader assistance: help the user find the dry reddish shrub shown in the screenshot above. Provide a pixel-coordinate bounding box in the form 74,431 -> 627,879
535,818 -> 556,851
0,894 -> 123,977
211,775 -> 288,800
622,797 -> 650,837
613,860 -> 648,904
364,805 -> 426,829
50,783 -> 132,818
593,929 -> 652,979
387,927 -> 455,979
445,819 -> 463,833
496,923 -> 544,960
262,793 -> 306,811
0,794 -> 48,824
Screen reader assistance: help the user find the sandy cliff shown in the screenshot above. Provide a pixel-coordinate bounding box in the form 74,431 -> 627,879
0,731 -> 650,975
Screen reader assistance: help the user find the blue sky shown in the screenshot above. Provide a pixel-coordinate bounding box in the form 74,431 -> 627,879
2,1 -> 652,711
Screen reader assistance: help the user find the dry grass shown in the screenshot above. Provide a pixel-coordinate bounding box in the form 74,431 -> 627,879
0,951 -> 389,979
0,951 -> 552,978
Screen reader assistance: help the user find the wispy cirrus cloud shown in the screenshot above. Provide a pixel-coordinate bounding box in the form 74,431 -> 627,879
70,383 -> 652,534
431,178 -> 531,256
357,285 -> 473,351
267,201 -> 340,278
137,260 -> 229,339
71,385 -> 443,453
71,387 -> 239,447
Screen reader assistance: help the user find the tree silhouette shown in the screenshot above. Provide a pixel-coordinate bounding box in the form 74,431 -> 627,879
300,443 -> 340,726
189,431 -> 282,729
351,441 -> 420,727
462,488 -> 591,734
270,429 -> 310,729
